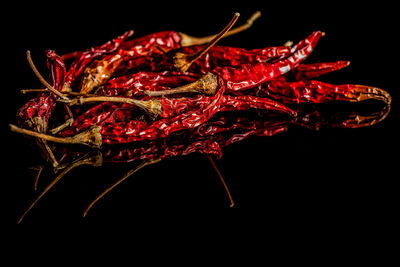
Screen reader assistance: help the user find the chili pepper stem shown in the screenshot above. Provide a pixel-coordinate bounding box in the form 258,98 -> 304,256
17,150 -> 103,224
21,89 -> 98,98
49,118 -> 74,135
26,51 -> 71,102
206,155 -> 234,208
174,13 -> 240,72
10,124 -> 102,148
179,11 -> 261,46
144,72 -> 218,96
82,158 -> 161,217
72,96 -> 162,119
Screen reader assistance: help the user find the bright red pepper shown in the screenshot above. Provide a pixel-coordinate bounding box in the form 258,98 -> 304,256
265,79 -> 392,105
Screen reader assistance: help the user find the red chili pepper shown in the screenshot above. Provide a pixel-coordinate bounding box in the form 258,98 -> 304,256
265,79 -> 392,104
292,60 -> 351,80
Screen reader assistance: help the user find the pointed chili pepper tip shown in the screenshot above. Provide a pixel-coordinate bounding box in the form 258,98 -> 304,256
321,31 -> 326,36
127,30 -> 134,37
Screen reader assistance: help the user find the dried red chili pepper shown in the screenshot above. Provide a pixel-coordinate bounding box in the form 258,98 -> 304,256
291,60 -> 351,80
265,79 -> 392,105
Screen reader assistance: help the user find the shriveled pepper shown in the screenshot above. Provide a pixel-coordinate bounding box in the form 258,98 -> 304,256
265,79 -> 392,105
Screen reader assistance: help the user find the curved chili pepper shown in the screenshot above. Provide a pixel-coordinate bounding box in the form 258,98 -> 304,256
265,79 -> 392,105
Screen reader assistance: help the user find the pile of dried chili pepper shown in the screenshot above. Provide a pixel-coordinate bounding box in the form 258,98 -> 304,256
10,12 -> 392,223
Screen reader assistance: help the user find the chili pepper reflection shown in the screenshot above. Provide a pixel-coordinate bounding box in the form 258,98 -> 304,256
16,104 -> 390,223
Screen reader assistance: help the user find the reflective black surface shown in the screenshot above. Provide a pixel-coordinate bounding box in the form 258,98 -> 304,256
3,1 -> 397,229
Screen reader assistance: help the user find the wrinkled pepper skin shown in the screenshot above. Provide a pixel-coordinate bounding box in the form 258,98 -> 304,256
213,31 -> 324,91
17,50 -> 66,128
266,79 -> 392,104
119,31 -> 182,54
64,30 -> 133,90
100,31 -> 322,99
115,45 -> 291,75
58,78 -> 226,144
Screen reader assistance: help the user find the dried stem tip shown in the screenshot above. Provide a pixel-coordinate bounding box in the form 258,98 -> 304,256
72,96 -> 162,119
174,13 -> 240,72
179,11 -> 261,46
144,72 -> 218,97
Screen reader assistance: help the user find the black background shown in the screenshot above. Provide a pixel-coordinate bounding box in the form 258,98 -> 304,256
2,0 -> 398,240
